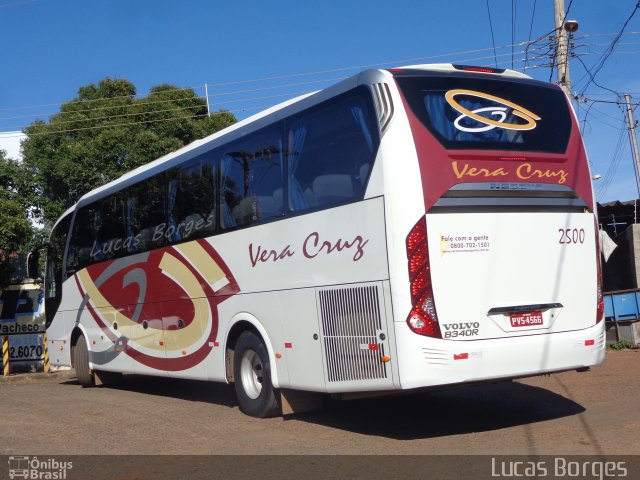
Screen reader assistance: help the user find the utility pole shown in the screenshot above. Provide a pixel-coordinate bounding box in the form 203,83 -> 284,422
205,83 -> 211,117
553,0 -> 574,97
624,93 -> 640,196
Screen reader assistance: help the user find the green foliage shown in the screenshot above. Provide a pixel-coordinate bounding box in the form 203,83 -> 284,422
0,150 -> 35,287
609,339 -> 633,350
0,198 -> 32,246
22,77 -> 237,224
0,150 -> 39,217
0,197 -> 33,287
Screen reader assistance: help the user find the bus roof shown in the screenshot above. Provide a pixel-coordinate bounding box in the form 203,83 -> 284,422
393,63 -> 532,79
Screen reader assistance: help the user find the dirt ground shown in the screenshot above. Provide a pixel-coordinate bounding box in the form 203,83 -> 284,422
0,350 -> 638,455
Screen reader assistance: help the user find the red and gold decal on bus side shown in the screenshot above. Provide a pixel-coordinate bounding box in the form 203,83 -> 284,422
74,239 -> 239,371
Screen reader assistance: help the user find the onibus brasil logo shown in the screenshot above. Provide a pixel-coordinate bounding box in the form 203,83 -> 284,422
8,456 -> 72,479
444,89 -> 541,133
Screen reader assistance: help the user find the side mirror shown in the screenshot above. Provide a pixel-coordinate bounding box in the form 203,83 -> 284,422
27,249 -> 41,280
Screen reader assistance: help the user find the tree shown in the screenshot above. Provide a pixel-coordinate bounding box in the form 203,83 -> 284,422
22,77 -> 236,224
0,150 -> 35,288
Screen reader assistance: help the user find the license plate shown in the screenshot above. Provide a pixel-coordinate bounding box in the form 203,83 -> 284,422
510,311 -> 544,327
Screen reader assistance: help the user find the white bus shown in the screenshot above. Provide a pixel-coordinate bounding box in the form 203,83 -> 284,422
32,64 -> 605,417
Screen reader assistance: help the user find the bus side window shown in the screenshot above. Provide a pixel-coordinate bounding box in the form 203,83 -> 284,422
286,87 -> 379,213
220,152 -> 243,228
99,194 -> 125,261
220,125 -> 284,229
66,204 -> 99,272
44,213 -> 72,326
124,175 -> 166,252
166,155 -> 217,244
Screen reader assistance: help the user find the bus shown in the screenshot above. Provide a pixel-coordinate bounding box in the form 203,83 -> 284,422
30,64 -> 605,417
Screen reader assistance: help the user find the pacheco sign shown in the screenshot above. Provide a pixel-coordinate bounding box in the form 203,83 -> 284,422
0,283 -> 44,337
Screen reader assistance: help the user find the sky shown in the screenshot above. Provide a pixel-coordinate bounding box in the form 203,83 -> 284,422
1,0 -> 640,203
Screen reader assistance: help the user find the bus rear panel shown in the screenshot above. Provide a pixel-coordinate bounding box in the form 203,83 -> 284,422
388,66 -> 604,390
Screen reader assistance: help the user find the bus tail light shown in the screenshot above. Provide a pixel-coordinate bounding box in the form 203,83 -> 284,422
595,223 -> 604,323
406,218 -> 441,338
452,64 -> 505,74
596,273 -> 604,323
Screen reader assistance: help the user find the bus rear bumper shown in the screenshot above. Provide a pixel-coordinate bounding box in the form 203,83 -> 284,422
394,321 -> 606,390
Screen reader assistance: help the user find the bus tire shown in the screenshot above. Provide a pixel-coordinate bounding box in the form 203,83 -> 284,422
233,330 -> 280,418
74,335 -> 95,387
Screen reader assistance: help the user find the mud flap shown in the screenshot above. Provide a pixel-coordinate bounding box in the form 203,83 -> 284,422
280,389 -> 323,415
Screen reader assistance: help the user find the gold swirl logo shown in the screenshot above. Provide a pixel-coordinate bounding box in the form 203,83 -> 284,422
444,89 -> 541,132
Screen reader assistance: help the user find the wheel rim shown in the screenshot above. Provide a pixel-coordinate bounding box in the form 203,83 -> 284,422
240,349 -> 263,400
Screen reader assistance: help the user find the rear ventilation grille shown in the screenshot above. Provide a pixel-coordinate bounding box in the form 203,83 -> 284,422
318,285 -> 388,383
372,83 -> 394,134
430,183 -> 588,212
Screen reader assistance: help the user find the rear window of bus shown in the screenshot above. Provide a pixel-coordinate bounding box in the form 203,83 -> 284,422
395,74 -> 572,154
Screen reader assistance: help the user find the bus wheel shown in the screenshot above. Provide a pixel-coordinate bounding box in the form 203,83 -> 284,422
74,335 -> 95,388
233,331 -> 280,417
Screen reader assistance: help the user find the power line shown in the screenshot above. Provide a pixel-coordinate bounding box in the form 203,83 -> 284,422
2,31 -> 640,135
578,100 -> 596,133
0,40 -> 550,114
578,1 -> 640,95
579,95 -> 640,106
511,0 -> 517,69
573,30 -> 640,40
1,45 -> 555,135
524,0 -> 538,68
0,45 -> 558,131
0,77 -> 345,123
591,104 -> 629,123
597,127 -> 628,198
2,31 -> 638,116
486,0 -> 499,68
20,108 -> 258,138
0,90 -> 316,132
574,40 -> 640,48
3,104 -> 211,131
0,87 -> 205,113
523,29 -> 640,74
589,106 -> 626,130
584,91 -> 640,96
2,60 -> 638,141
0,0 -> 43,8
0,44 -> 552,130
573,55 -> 620,96
200,45 -> 536,88
8,49 -> 640,134
3,32 -> 637,117
575,49 -> 640,57
511,0 -> 518,70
